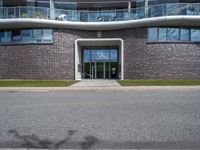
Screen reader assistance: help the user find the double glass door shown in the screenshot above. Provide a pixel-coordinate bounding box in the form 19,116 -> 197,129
82,47 -> 118,79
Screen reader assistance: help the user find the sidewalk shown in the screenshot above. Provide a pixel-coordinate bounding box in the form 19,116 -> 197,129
0,86 -> 200,92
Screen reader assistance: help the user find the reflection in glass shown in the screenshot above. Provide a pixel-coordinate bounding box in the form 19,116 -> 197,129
167,28 -> 179,41
82,48 -> 118,79
91,50 -> 110,61
148,28 -> 158,41
83,50 -> 90,62
191,29 -> 200,41
159,28 -> 167,41
180,29 -> 190,41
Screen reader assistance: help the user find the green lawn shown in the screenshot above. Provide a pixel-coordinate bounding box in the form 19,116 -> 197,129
117,80 -> 200,86
0,80 -> 79,87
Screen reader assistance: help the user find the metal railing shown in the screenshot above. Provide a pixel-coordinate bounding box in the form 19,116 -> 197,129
1,3 -> 200,22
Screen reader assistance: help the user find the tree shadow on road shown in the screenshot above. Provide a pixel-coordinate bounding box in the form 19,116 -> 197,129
8,129 -> 99,149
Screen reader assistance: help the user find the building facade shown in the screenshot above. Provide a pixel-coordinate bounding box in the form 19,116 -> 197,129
0,0 -> 200,80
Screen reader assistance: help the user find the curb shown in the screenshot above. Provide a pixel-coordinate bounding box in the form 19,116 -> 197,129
0,86 -> 200,92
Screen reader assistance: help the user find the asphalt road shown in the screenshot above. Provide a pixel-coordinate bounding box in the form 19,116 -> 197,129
0,90 -> 200,149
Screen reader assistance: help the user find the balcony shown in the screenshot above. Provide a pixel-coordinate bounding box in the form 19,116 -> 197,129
1,3 -> 200,22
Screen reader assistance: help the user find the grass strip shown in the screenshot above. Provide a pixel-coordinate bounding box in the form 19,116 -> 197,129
117,80 -> 200,86
0,80 -> 79,87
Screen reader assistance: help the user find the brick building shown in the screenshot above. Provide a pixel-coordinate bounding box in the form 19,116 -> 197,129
0,0 -> 200,80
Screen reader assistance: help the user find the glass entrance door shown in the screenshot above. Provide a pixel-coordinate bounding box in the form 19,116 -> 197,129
82,47 -> 119,79
96,62 -> 104,79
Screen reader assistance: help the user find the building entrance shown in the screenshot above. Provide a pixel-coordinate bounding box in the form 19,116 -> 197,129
82,47 -> 119,79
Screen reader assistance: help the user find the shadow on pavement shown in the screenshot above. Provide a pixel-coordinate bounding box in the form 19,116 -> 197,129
5,129 -> 200,149
8,129 -> 98,149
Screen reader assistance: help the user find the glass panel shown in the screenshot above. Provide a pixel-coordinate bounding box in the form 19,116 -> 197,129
91,62 -> 96,79
167,28 -> 179,41
180,29 -> 190,41
166,3 -> 180,16
83,50 -> 90,62
110,62 -> 118,79
21,29 -> 33,42
43,29 -> 52,42
80,12 -> 88,22
88,12 -> 98,22
96,62 -> 104,79
91,50 -> 110,62
110,49 -> 118,62
159,28 -> 167,41
83,62 -> 91,79
82,48 -> 119,79
191,29 -> 200,41
7,7 -> 15,18
0,31 -> 11,43
105,62 -> 110,79
148,28 -> 158,41
12,30 -> 21,42
33,29 -> 42,42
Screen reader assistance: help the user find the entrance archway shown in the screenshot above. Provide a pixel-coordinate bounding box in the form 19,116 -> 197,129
75,38 -> 124,80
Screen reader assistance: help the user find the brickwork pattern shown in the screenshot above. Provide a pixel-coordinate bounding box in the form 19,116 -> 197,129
0,28 -> 200,79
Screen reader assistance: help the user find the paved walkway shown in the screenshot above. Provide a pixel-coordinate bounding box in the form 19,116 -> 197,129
70,79 -> 121,87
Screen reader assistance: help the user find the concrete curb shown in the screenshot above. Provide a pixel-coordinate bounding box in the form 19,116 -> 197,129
0,86 -> 200,92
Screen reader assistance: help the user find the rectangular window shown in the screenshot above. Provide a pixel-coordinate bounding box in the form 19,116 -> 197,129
167,28 -> 179,41
42,29 -> 53,42
21,29 -> 33,42
148,28 -> 158,42
33,29 -> 42,42
1,31 -> 11,43
180,29 -> 190,41
191,29 -> 200,41
12,30 -> 21,42
159,28 -> 167,41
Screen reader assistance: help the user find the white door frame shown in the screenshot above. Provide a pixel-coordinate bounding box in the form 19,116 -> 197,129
75,38 -> 124,80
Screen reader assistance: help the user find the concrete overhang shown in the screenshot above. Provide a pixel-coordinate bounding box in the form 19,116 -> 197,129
0,16 -> 200,31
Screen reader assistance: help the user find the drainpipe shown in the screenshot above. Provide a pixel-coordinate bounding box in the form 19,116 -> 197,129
50,0 -> 55,20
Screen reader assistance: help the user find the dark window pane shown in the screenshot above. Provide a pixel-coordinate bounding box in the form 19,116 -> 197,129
180,29 -> 190,41
167,28 -> 179,41
12,30 -> 21,42
191,29 -> 200,41
148,28 -> 158,41
0,31 -> 11,43
159,28 -> 167,41
21,29 -> 33,42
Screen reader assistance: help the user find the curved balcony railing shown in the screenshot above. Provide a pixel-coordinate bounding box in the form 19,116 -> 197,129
1,3 -> 200,22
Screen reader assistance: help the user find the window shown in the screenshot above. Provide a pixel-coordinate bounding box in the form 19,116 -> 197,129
180,29 -> 190,41
191,29 -> 200,41
0,29 -> 53,44
33,29 -> 42,42
148,27 -> 200,42
0,31 -> 11,43
12,30 -> 21,42
43,29 -> 53,42
148,28 -> 158,41
167,28 -> 179,41
21,30 -> 33,42
159,28 -> 167,41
